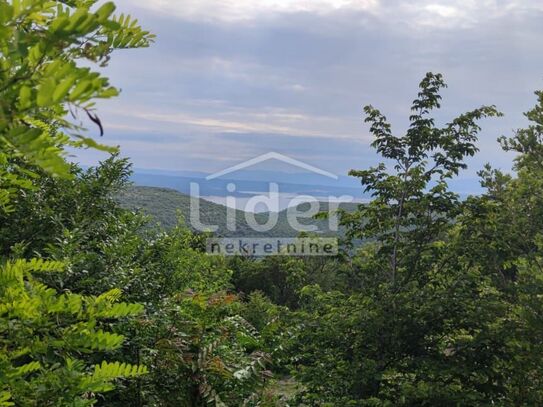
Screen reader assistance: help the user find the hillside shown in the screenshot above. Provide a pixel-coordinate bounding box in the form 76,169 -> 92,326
117,186 -> 358,237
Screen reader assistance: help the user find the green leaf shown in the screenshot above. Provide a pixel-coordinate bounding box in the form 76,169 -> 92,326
69,80 -> 91,101
18,86 -> 32,109
95,2 -> 116,22
52,75 -> 77,102
36,77 -> 56,107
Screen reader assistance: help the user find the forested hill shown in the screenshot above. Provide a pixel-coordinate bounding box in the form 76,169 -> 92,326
117,185 -> 358,237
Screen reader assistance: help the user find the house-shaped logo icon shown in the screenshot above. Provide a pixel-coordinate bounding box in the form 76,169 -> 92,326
205,151 -> 338,181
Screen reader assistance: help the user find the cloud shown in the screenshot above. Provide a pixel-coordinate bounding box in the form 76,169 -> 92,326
83,0 -> 543,179
394,0 -> 539,29
119,0 -> 379,22
118,0 -> 543,29
105,105 -> 368,141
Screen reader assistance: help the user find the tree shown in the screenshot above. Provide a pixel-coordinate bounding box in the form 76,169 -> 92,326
291,73 -> 512,405
0,2 -> 153,404
341,72 -> 501,285
0,0 -> 154,211
450,90 -> 543,405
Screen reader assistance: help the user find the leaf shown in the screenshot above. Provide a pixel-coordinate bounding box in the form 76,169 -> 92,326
95,2 -> 116,22
18,86 -> 32,109
52,75 -> 77,102
68,80 -> 91,101
36,77 -> 56,106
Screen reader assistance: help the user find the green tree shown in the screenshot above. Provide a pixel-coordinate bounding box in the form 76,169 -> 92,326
0,0 -> 153,211
0,154 -> 274,405
341,72 -> 501,285
0,1 -> 153,405
291,73 -> 511,405
450,89 -> 543,405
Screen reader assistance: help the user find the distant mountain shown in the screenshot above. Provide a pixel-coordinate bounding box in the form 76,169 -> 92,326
117,186 -> 359,237
128,168 -> 483,203
129,168 -> 367,211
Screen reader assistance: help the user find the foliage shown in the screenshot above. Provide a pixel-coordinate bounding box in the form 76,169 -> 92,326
0,0 -> 153,211
0,154 -> 272,406
132,291 -> 272,406
0,2 -> 155,405
118,186 -> 357,237
0,259 -> 147,406
3,3 -> 543,403
340,72 -> 501,284
231,256 -> 307,308
284,74 -> 543,405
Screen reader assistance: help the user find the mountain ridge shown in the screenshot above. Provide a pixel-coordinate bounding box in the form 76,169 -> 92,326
117,185 -> 358,237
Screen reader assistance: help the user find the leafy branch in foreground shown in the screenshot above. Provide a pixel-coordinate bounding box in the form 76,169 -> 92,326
0,0 -> 154,211
0,259 -> 147,406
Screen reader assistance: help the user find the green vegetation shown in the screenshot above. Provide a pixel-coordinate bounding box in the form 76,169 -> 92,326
2,1 -> 543,405
118,185 -> 277,236
117,185 -> 358,237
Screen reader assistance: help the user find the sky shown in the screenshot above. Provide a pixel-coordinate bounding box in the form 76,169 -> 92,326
78,0 -> 543,185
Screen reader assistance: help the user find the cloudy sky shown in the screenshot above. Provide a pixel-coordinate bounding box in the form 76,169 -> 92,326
79,0 -> 543,184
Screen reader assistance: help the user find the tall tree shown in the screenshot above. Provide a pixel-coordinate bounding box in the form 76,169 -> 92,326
292,74 -> 510,405
341,72 -> 500,286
